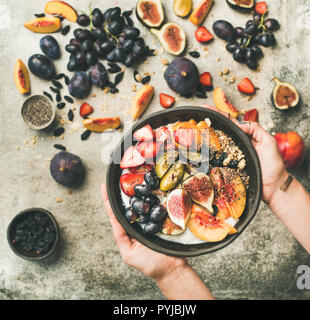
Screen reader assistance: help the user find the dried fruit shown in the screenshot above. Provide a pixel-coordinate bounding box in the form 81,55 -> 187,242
189,0 -> 214,26
159,93 -> 175,109
271,78 -> 300,110
173,0 -> 192,17
195,26 -> 213,43
136,0 -> 164,28
237,77 -> 255,95
151,23 -> 186,56
131,85 -> 154,120
14,59 -> 31,95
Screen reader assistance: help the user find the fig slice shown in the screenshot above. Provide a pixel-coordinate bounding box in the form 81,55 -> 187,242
136,0 -> 164,28
162,216 -> 184,235
151,23 -> 186,56
167,189 -> 192,230
271,78 -> 300,110
187,204 -> 236,242
182,173 -> 214,213
226,0 -> 255,11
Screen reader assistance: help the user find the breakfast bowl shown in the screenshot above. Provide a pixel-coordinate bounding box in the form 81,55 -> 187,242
106,107 -> 262,257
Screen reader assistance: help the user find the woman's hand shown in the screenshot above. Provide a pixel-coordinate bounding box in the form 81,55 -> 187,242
101,184 -> 188,282
203,105 -> 288,203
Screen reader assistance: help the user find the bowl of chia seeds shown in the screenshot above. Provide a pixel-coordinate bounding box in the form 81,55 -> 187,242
21,95 -> 56,130
7,208 -> 60,261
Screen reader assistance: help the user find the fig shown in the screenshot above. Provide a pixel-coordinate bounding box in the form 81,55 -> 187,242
183,173 -> 214,213
187,204 -> 236,242
271,78 -> 300,110
226,0 -> 254,12
68,71 -> 91,99
164,58 -> 199,95
274,132 -> 305,169
167,189 -> 192,230
162,216 -> 184,235
155,151 -> 179,179
50,151 -> 85,187
28,54 -> 56,80
151,23 -> 186,56
189,0 -> 213,26
160,160 -> 185,192
173,0 -> 192,17
136,0 -> 164,28
40,35 -> 61,60
212,20 -> 236,42
14,59 -> 31,95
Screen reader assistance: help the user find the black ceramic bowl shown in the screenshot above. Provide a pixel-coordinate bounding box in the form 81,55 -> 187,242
7,208 -> 60,261
106,107 -> 262,257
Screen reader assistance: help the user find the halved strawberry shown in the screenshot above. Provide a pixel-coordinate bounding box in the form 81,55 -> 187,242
136,141 -> 159,159
199,72 -> 212,88
120,146 -> 145,169
244,108 -> 259,122
237,78 -> 255,95
159,93 -> 175,109
174,129 -> 194,147
195,26 -> 214,43
155,126 -> 170,144
255,1 -> 268,15
80,102 -> 94,117
133,124 -> 154,142
120,173 -> 145,197
129,164 -> 153,174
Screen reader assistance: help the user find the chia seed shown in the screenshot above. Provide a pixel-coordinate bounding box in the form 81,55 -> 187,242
23,96 -> 53,127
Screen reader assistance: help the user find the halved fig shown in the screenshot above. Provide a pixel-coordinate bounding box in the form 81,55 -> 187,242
151,23 -> 186,55
187,204 -> 236,242
14,59 -> 31,95
136,0 -> 164,28
226,0 -> 255,12
167,189 -> 192,230
189,0 -> 214,26
183,173 -> 214,213
162,216 -> 185,235
173,0 -> 192,17
155,151 -> 179,179
271,78 -> 300,110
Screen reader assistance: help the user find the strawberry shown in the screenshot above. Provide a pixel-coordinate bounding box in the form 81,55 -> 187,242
195,26 -> 214,43
129,164 -> 153,174
244,109 -> 259,122
120,146 -> 145,169
237,78 -> 255,95
199,72 -> 212,88
159,93 -> 175,109
174,129 -> 194,147
80,102 -> 94,117
255,1 -> 268,15
133,124 -> 154,142
155,126 -> 170,144
136,141 -> 159,159
120,173 -> 145,197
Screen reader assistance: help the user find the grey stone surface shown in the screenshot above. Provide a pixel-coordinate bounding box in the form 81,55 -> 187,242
0,0 -> 309,300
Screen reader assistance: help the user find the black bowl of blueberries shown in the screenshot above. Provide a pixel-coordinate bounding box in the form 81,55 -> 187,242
7,208 -> 60,261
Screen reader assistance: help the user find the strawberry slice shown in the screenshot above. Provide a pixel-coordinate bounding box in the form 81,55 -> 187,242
244,108 -> 259,122
80,102 -> 94,118
120,173 -> 145,197
133,124 -> 154,142
255,1 -> 268,15
155,126 -> 170,144
120,146 -> 145,169
159,93 -> 175,109
237,78 -> 255,95
199,72 -> 212,88
136,141 -> 159,159
174,129 -> 194,147
195,26 -> 214,43
129,164 -> 153,174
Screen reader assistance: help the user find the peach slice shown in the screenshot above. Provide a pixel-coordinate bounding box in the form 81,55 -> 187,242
131,85 -> 154,120
188,204 -> 236,242
213,87 -> 239,118
44,1 -> 78,22
83,117 -> 121,133
162,217 -> 184,235
167,189 -> 192,230
24,17 -> 61,33
14,59 -> 30,95
189,0 -> 214,26
196,120 -> 221,153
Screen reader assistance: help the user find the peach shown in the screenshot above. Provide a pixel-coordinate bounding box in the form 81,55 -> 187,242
131,85 -> 154,120
14,59 -> 30,95
83,117 -> 121,133
24,17 -> 61,33
189,0 -> 214,26
213,87 -> 239,118
44,1 -> 78,22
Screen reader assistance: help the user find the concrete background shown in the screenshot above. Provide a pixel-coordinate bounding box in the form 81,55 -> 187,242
0,0 -> 309,300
